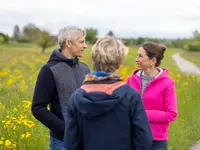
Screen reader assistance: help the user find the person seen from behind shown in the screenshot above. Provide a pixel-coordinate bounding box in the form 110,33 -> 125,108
63,37 -> 153,150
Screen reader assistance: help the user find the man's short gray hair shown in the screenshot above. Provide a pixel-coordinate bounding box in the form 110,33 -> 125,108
58,26 -> 86,49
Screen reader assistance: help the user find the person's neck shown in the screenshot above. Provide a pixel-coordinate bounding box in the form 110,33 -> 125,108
143,68 -> 159,77
61,48 -> 75,59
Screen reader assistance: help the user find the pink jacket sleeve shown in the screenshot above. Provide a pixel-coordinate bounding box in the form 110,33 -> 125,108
146,81 -> 177,123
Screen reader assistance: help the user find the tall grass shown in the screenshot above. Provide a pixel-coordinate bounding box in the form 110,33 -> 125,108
0,44 -> 200,149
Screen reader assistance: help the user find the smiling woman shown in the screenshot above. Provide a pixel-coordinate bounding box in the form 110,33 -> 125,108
127,42 -> 178,150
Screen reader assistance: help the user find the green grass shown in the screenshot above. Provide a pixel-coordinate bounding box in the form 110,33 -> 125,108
0,44 -> 200,150
181,51 -> 200,68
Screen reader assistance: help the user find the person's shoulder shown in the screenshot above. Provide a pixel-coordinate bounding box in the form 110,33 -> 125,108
38,63 -> 50,72
79,61 -> 89,68
165,77 -> 175,88
166,76 -> 174,83
40,61 -> 61,71
118,84 -> 141,107
117,83 -> 140,98
78,61 -> 90,73
69,88 -> 85,103
126,84 -> 140,95
37,63 -> 54,78
162,74 -> 175,85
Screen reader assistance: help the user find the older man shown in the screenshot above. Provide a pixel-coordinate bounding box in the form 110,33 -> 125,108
31,26 -> 90,150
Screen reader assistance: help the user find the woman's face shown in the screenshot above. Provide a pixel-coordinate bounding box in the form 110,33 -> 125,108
136,47 -> 156,70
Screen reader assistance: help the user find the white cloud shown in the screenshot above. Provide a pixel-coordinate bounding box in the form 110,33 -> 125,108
1,0 -> 200,38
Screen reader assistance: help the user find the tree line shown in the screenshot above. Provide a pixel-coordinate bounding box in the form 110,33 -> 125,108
0,23 -> 200,53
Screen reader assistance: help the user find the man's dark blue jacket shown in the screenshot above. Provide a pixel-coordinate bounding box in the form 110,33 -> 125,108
64,79 -> 153,150
31,49 -> 89,140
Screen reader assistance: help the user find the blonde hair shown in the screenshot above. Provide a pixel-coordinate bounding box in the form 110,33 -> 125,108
92,36 -> 129,73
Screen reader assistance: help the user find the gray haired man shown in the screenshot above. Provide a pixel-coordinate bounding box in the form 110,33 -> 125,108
31,26 -> 90,150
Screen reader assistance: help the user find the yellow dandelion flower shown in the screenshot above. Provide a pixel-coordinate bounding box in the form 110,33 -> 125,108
183,82 -> 188,86
5,140 -> 11,147
25,132 -> 31,138
176,73 -> 181,79
27,121 -> 35,128
13,125 -> 17,130
7,78 -> 14,85
13,108 -> 18,112
0,105 -> 5,111
17,74 -> 23,80
5,120 -> 11,127
0,71 -> 8,76
23,120 -> 28,126
11,117 -> 17,120
23,101 -> 31,111
21,134 -> 25,139
175,80 -> 179,84
0,140 -> 3,144
18,114 -> 25,121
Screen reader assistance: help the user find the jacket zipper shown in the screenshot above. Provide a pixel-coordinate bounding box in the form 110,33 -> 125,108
138,77 -> 156,99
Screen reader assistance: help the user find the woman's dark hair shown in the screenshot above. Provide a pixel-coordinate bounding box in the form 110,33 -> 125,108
141,42 -> 166,67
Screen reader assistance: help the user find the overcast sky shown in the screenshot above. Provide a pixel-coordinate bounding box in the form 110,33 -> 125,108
1,0 -> 200,39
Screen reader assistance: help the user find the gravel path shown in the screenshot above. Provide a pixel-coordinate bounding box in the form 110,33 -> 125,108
172,52 -> 200,75
172,52 -> 200,150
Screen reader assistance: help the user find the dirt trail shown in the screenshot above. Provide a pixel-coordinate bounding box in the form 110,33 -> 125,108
172,52 -> 200,150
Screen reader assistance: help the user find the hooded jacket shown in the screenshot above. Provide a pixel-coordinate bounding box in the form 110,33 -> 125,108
64,73 -> 153,150
31,49 -> 90,140
127,68 -> 177,140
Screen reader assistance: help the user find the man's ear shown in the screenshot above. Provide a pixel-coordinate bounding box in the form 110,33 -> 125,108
65,40 -> 71,48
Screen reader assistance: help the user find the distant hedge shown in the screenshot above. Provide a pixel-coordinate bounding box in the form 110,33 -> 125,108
186,44 -> 200,52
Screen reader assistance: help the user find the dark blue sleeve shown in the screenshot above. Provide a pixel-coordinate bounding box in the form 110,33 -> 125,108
86,66 -> 90,74
84,65 -> 90,74
31,65 -> 65,135
63,92 -> 81,150
130,90 -> 153,150
81,62 -> 90,74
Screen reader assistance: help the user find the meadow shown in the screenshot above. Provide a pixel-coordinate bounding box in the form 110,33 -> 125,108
0,44 -> 200,150
181,51 -> 200,68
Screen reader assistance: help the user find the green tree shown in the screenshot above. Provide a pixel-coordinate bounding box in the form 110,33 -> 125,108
85,28 -> 98,44
13,25 -> 21,41
136,37 -> 145,45
185,30 -> 200,51
35,30 -> 57,53
0,34 -> 4,44
22,23 -> 41,42
193,30 -> 200,39
0,33 -> 9,44
107,30 -> 114,36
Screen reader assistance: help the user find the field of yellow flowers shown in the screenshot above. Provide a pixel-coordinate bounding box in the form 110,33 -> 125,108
0,44 -> 200,150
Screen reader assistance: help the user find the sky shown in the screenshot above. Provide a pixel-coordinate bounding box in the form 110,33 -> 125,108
1,0 -> 200,39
